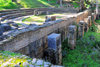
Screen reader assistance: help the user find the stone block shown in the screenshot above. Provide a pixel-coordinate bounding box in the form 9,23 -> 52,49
34,10 -> 38,15
47,33 -> 61,50
44,48 -> 58,64
45,16 -> 56,22
46,33 -> 62,65
67,25 -> 77,49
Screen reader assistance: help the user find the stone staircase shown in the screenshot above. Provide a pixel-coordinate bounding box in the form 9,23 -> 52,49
0,8 -> 78,22
0,9 -> 35,22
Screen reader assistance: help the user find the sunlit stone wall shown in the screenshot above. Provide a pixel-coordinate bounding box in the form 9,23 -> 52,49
0,9 -> 91,59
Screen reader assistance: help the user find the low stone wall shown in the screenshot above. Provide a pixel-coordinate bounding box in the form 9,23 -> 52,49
0,9 -> 91,59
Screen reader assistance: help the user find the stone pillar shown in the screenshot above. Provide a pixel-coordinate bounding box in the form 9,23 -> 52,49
34,10 -> 38,16
84,22 -> 89,32
88,16 -> 92,27
92,13 -> 96,24
67,25 -> 76,49
46,33 -> 62,65
78,21 -> 85,38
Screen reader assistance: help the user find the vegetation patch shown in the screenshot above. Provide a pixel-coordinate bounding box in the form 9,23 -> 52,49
22,14 -> 64,23
0,0 -> 58,10
0,51 -> 32,67
96,20 -> 100,24
0,0 -> 18,10
62,20 -> 100,67
22,15 -> 45,23
72,1 -> 80,8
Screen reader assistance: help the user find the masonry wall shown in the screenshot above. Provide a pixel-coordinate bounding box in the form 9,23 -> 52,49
0,9 -> 91,58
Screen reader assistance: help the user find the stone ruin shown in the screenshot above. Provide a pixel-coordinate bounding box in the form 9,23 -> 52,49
44,33 -> 62,65
45,16 -> 56,22
67,25 -> 77,49
34,9 -> 49,16
0,21 -> 20,41
78,21 -> 85,38
0,9 -> 93,66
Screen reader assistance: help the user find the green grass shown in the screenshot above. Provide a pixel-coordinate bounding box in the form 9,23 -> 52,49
22,15 -> 45,23
96,20 -> 100,24
22,13 -> 64,23
0,51 -> 32,67
0,0 -> 58,10
62,20 -> 100,67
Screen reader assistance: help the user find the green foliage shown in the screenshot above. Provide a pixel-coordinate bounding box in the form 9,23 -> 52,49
72,1 -> 80,8
96,20 -> 100,24
0,0 -> 18,9
62,32 -> 100,67
89,24 -> 98,32
0,0 -> 58,10
62,20 -> 100,67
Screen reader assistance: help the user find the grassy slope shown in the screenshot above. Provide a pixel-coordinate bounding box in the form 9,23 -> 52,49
62,20 -> 100,67
0,0 -> 58,10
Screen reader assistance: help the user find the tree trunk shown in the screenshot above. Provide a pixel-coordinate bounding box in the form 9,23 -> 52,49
80,0 -> 85,11
56,0 -> 63,7
96,0 -> 99,14
60,0 -> 63,7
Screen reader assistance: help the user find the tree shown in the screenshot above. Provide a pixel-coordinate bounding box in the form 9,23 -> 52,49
57,0 -> 63,7
80,0 -> 85,11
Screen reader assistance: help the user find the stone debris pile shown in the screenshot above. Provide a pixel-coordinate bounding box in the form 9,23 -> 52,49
0,21 -> 39,41
15,58 -> 64,67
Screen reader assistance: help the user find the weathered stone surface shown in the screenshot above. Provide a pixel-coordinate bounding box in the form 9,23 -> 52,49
67,25 -> 77,49
48,33 -> 61,50
51,65 -> 64,67
45,16 -> 56,22
23,62 -> 29,66
32,58 -> 37,64
1,24 -> 12,32
44,48 -> 57,64
44,61 -> 51,65
0,9 -> 91,62
6,21 -> 14,24
78,21 -> 85,38
29,64 -> 35,67
11,23 -> 19,28
35,60 -> 44,66
47,33 -> 62,65
0,26 -> 3,36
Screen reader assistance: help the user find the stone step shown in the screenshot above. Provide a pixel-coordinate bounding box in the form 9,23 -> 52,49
0,12 -> 34,21
0,8 -> 34,13
0,9 -> 35,17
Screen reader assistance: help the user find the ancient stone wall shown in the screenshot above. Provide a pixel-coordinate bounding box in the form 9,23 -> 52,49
0,9 -> 91,59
